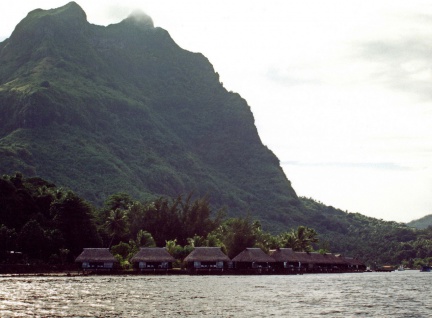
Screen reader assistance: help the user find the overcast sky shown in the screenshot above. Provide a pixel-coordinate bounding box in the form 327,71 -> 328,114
1,1 -> 431,223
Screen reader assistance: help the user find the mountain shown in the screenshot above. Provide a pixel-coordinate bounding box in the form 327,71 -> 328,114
0,2 -> 300,232
1,3 -> 426,266
407,214 -> 432,229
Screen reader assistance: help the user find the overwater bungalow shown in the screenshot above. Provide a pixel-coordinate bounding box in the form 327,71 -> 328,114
311,253 -> 347,272
294,252 -> 348,273
130,247 -> 176,272
269,248 -> 301,273
231,248 -> 275,273
291,252 -> 315,272
75,248 -> 117,271
183,247 -> 231,273
344,257 -> 366,272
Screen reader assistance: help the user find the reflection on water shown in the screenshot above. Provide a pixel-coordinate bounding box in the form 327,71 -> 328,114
0,271 -> 431,317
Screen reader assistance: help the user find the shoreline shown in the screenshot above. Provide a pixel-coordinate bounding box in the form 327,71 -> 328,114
0,269 -> 371,277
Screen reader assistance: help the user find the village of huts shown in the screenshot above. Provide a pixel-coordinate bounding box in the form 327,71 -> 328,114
75,246 -> 366,275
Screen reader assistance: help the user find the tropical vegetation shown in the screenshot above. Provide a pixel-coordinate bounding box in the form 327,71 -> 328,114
1,173 -> 431,269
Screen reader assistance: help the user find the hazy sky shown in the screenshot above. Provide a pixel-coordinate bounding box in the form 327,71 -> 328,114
1,1 -> 431,223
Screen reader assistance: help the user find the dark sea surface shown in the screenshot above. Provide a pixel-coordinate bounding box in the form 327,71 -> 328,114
0,271 -> 431,317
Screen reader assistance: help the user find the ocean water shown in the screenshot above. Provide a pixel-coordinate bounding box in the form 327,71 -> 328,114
0,271 -> 431,317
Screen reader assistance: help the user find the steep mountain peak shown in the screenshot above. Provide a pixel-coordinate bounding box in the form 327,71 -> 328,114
0,1 -> 90,73
51,1 -> 87,20
121,9 -> 154,29
25,1 -> 87,25
6,1 -> 87,47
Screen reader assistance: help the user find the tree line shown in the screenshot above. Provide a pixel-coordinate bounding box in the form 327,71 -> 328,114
0,173 -> 319,267
1,173 -> 431,268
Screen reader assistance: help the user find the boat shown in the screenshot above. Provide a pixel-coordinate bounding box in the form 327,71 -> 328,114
420,265 -> 431,272
376,265 -> 394,272
397,265 -> 405,271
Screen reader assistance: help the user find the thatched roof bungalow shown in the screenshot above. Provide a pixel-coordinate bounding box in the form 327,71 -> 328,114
293,252 -> 349,272
270,248 -> 299,262
343,257 -> 366,271
269,248 -> 300,271
183,247 -> 231,272
130,248 -> 176,270
285,251 -> 312,270
75,248 -> 117,270
231,248 -> 275,272
313,253 -> 348,271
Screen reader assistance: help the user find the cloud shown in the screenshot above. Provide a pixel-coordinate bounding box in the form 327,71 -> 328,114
357,21 -> 432,100
266,66 -> 323,87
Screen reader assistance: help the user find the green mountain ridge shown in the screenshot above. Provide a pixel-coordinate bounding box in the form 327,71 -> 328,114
0,2 -> 299,231
407,214 -> 432,230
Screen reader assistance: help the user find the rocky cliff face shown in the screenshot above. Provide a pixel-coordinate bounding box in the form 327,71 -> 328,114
0,2 -> 301,231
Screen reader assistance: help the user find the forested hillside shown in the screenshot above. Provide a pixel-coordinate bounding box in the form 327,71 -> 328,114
407,214 -> 432,229
299,198 -> 430,266
0,2 -> 299,233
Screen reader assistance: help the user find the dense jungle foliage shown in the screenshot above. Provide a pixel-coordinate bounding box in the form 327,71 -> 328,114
0,173 -> 318,266
0,173 -> 431,268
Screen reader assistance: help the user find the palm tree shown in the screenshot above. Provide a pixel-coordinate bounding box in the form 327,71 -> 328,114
280,226 -> 318,252
135,230 -> 156,248
165,239 -> 178,255
280,232 -> 297,250
187,235 -> 206,248
105,208 -> 126,248
291,226 -> 319,252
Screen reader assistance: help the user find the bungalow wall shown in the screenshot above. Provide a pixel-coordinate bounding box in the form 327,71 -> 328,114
82,261 -> 114,269
188,261 -> 225,269
234,261 -> 272,270
272,261 -> 301,270
137,261 -> 172,269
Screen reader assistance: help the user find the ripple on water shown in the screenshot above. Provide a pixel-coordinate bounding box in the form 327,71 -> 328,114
1,272 -> 431,317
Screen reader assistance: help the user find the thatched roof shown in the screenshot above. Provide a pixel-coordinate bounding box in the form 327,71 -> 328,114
317,253 -> 347,265
294,252 -> 348,265
231,248 -> 275,263
130,248 -> 176,263
183,247 -> 230,262
75,248 -> 117,263
343,257 -> 365,266
269,248 -> 299,262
